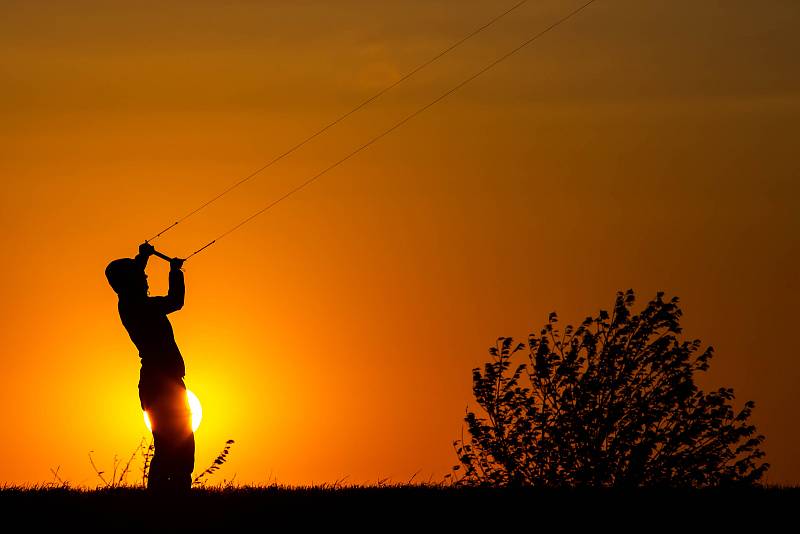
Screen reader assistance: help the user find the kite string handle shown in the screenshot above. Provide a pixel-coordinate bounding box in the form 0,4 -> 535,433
145,243 -> 185,265
151,249 -> 174,263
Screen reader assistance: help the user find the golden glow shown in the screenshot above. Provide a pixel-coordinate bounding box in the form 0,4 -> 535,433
143,389 -> 202,433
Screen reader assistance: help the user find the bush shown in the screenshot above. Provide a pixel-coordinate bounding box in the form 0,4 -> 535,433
453,290 -> 768,488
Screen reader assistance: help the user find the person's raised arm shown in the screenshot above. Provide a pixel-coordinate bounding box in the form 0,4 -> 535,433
151,257 -> 185,314
135,242 -> 155,270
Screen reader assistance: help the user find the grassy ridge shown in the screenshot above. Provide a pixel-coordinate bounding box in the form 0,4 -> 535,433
1,485 -> 797,530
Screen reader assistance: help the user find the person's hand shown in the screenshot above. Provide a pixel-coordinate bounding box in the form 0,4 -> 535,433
139,242 -> 155,257
170,257 -> 185,271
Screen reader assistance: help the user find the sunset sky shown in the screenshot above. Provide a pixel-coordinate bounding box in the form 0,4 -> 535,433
1,0 -> 798,486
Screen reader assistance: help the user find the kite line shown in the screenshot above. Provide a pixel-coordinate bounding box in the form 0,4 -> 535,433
146,0 -> 598,262
147,0 -> 531,243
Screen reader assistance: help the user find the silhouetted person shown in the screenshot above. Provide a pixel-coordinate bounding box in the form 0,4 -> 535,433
105,242 -> 194,492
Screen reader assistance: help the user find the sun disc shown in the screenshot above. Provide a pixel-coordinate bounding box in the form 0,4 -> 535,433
143,388 -> 202,433
187,389 -> 202,432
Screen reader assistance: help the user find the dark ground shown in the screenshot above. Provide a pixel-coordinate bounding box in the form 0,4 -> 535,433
1,485 -> 797,530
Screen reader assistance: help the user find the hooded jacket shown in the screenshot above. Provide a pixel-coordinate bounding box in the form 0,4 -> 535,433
117,255 -> 186,380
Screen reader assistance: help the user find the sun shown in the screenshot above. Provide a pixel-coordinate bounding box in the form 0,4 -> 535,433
143,389 -> 203,433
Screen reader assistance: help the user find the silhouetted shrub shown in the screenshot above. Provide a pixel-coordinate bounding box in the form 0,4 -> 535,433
453,290 -> 768,487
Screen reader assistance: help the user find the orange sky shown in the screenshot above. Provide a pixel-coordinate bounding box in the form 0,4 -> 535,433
1,0 -> 798,486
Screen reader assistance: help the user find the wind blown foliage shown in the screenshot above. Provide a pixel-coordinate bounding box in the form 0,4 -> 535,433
193,439 -> 236,487
85,438 -> 235,489
453,290 -> 768,487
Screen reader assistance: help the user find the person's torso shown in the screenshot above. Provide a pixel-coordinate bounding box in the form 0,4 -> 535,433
118,297 -> 185,378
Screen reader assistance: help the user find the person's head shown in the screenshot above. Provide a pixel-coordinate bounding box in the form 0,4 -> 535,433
105,258 -> 148,297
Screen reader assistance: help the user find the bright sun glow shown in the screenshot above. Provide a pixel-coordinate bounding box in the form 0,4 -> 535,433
143,389 -> 202,433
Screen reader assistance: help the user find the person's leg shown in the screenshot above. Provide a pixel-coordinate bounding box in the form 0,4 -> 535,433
157,379 -> 194,491
147,431 -> 169,490
172,431 -> 195,490
140,380 -> 168,491
140,375 -> 194,491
